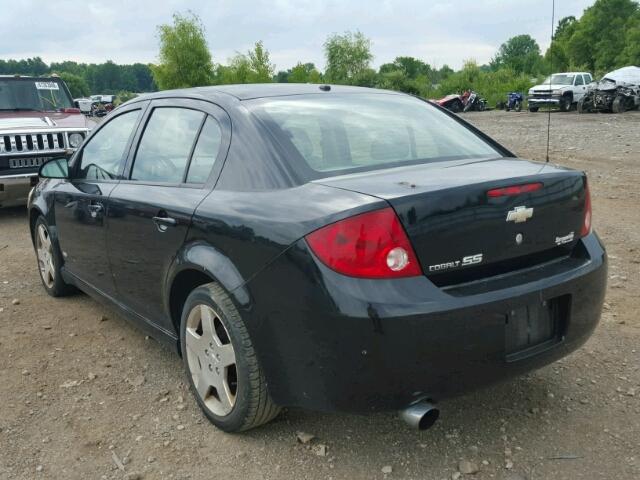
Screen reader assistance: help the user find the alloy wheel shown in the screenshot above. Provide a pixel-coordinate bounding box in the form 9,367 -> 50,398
36,224 -> 55,289
185,304 -> 238,416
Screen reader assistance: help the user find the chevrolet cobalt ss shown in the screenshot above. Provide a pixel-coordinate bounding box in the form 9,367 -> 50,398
29,84 -> 607,432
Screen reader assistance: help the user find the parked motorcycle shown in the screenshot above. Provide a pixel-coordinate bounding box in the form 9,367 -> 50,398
435,90 -> 486,113
505,92 -> 524,111
462,90 -> 487,112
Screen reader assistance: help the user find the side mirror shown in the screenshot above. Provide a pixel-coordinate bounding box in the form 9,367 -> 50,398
39,157 -> 69,179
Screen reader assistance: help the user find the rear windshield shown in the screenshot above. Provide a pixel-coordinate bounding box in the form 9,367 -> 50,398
0,78 -> 74,111
247,93 -> 500,177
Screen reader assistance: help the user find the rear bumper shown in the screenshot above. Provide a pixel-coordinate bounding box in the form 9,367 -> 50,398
0,173 -> 38,208
241,233 -> 607,413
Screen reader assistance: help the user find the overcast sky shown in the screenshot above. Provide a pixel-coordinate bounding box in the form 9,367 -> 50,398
1,0 -> 594,71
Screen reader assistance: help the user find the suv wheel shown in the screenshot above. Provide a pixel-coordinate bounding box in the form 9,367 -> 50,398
180,282 -> 281,432
528,106 -> 539,112
34,217 -> 76,297
559,96 -> 572,112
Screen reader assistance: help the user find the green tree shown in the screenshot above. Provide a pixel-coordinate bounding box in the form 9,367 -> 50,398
491,34 -> 542,74
152,12 -> 214,90
379,56 -> 431,79
247,41 -> 275,82
56,72 -> 90,98
556,0 -> 639,73
289,62 -> 321,83
274,70 -> 290,83
323,31 -> 373,84
215,41 -> 274,84
555,16 -> 578,39
619,11 -> 640,65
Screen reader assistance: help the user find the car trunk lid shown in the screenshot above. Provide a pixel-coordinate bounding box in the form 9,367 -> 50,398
314,158 -> 587,286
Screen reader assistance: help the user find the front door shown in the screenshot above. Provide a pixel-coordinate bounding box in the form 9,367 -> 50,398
54,106 -> 145,295
107,99 -> 229,329
574,74 -> 587,102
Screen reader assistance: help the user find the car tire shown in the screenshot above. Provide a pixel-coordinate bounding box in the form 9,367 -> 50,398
180,282 -> 281,432
528,106 -> 539,112
33,216 -> 76,297
612,96 -> 626,114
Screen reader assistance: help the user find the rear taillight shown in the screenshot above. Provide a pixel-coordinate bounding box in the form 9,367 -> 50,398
580,179 -> 592,237
305,207 -> 422,279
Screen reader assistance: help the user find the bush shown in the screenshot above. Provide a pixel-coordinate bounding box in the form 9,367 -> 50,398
428,61 -> 534,107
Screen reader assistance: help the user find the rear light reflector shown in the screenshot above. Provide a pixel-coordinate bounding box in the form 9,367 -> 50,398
580,179 -> 592,237
487,182 -> 543,198
305,207 -> 422,279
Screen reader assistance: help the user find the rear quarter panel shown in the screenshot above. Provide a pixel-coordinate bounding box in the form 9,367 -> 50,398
182,183 -> 385,296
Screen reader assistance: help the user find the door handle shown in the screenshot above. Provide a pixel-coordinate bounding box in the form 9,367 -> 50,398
87,203 -> 103,218
152,216 -> 177,232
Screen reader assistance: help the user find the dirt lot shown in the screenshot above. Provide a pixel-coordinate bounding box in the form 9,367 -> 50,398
1,110 -> 639,480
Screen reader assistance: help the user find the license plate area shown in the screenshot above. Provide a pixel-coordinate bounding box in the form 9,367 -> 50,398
505,295 -> 570,362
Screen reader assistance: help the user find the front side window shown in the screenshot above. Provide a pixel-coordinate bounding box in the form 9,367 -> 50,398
76,110 -> 141,180
131,107 -> 204,183
249,94 -> 499,176
575,75 -> 584,86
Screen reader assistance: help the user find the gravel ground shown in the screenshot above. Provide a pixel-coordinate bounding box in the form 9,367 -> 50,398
1,110 -> 639,480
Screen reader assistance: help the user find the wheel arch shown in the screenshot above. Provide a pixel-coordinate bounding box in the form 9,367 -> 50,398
165,241 -> 251,352
29,206 -> 44,243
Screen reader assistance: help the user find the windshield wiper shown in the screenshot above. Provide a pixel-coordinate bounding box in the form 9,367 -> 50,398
0,107 -> 40,111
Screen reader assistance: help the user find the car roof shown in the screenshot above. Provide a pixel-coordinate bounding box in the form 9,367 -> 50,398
553,72 -> 591,75
134,83 -> 401,102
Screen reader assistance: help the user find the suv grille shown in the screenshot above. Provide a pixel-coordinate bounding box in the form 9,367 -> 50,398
9,157 -> 49,169
0,132 -> 67,154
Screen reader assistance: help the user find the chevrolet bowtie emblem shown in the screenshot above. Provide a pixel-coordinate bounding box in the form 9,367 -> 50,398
506,206 -> 534,223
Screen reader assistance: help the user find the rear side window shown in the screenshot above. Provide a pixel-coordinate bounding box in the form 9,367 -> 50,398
249,94 -> 499,176
131,107 -> 204,183
186,116 -> 222,184
77,109 -> 140,180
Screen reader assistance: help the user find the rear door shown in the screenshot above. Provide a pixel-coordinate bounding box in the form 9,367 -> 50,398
54,103 -> 146,295
106,98 -> 230,329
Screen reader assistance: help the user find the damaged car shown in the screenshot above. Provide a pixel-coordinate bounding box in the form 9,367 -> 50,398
578,66 -> 640,114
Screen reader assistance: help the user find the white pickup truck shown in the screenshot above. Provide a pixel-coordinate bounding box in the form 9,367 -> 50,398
527,72 -> 593,112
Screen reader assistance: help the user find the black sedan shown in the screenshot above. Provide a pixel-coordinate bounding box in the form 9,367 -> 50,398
29,84 -> 607,432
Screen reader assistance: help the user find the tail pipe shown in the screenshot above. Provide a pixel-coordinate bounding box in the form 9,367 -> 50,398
400,401 -> 440,430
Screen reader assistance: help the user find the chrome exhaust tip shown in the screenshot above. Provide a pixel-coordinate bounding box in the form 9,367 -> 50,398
400,401 -> 439,430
